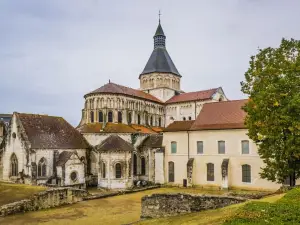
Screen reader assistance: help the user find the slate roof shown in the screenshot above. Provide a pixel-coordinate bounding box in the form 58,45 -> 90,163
56,151 -> 75,166
139,135 -> 163,148
164,120 -> 195,132
77,122 -> 160,134
85,82 -> 162,103
155,23 -> 165,36
17,113 -> 89,149
96,135 -> 134,152
140,47 -> 181,77
166,88 -> 218,104
190,100 -> 248,130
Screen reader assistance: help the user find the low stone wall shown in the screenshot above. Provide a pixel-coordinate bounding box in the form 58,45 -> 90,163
0,188 -> 88,217
141,193 -> 246,219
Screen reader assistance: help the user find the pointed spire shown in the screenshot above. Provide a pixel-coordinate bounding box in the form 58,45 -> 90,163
153,11 -> 166,49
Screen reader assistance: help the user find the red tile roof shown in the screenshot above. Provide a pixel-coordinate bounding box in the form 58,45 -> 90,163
85,82 -> 162,103
77,122 -> 160,134
164,120 -> 195,132
130,124 -> 157,134
17,113 -> 89,149
166,88 -> 218,104
190,99 -> 248,130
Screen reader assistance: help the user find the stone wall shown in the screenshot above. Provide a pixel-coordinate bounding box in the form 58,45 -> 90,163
141,193 -> 246,219
0,188 -> 88,217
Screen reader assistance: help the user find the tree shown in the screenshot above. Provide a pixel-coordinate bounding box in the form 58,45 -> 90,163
241,38 -> 300,186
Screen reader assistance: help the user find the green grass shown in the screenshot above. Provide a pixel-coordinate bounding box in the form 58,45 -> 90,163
0,182 -> 46,206
223,188 -> 300,225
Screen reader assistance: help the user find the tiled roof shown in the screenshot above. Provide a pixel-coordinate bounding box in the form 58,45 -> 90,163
166,88 -> 218,104
85,82 -> 162,103
130,124 -> 156,134
78,122 -> 135,133
77,122 -> 160,134
96,135 -> 134,152
151,126 -> 163,133
17,113 -> 89,149
190,100 -> 248,130
139,134 -> 163,148
164,120 -> 195,132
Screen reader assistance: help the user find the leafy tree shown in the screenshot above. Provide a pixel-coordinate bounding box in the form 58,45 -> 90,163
242,38 -> 300,186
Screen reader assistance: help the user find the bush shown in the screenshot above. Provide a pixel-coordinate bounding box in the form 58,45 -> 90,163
223,188 -> 300,225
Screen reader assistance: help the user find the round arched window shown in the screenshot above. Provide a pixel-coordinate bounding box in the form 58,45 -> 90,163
12,132 -> 16,139
70,171 -> 78,182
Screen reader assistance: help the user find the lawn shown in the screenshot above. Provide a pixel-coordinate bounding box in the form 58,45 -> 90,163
0,187 -> 226,225
0,182 -> 46,206
0,186 -> 283,225
223,188 -> 300,225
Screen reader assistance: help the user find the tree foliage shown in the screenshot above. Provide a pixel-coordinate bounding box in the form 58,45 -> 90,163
242,38 -> 300,185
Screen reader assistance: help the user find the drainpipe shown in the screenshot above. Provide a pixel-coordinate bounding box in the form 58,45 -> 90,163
187,131 -> 190,159
194,102 -> 196,119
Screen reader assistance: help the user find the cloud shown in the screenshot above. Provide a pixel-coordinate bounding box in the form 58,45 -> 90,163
1,0 -> 299,125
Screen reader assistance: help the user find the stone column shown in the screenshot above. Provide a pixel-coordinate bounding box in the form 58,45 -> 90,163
108,152 -> 111,189
148,148 -> 152,181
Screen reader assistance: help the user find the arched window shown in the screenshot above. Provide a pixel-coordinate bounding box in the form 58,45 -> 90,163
115,163 -> 122,178
158,117 -> 161,127
207,163 -> 214,181
90,111 -> 94,123
38,158 -> 47,177
128,112 -> 132,124
141,157 -> 146,175
183,117 -> 186,121
137,114 -> 141,125
168,161 -> 175,182
102,162 -> 106,178
98,111 -> 103,123
242,164 -> 251,183
90,152 -> 97,175
145,113 -> 149,125
118,111 -> 122,123
108,111 -> 113,122
133,154 -> 137,176
10,154 -> 18,176
188,116 -> 192,120
150,116 -> 153,126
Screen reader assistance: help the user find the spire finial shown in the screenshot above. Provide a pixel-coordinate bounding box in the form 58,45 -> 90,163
159,10 -> 161,24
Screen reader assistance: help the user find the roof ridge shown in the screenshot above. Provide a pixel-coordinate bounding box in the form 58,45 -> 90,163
203,99 -> 248,105
180,88 -> 219,95
16,112 -> 63,119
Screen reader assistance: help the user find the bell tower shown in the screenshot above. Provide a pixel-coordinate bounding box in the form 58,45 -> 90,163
139,13 -> 182,102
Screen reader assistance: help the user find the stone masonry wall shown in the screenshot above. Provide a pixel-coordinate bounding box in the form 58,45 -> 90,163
0,188 -> 88,217
141,193 -> 246,219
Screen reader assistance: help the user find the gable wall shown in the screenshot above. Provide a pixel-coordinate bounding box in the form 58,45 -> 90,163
2,114 -> 28,181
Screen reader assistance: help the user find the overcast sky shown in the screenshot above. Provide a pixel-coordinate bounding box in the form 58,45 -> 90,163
1,0 -> 299,125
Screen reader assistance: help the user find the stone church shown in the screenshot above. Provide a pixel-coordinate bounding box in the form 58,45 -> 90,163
0,20 -> 281,191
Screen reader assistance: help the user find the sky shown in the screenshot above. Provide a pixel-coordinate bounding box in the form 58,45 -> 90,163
1,0 -> 299,125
